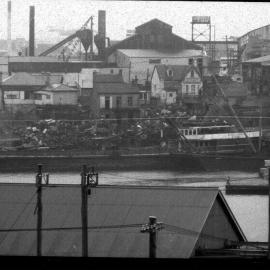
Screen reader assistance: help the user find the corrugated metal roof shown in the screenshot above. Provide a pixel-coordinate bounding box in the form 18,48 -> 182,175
2,72 -> 63,86
0,184 -> 244,258
118,49 -> 203,58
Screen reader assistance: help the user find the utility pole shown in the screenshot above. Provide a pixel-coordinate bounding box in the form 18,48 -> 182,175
265,160 -> 270,259
81,165 -> 88,257
141,216 -> 163,258
35,164 -> 43,257
81,165 -> 99,257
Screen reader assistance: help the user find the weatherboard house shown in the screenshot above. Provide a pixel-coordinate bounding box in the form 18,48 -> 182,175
0,184 -> 246,257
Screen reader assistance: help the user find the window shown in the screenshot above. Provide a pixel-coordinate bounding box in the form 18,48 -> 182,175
6,94 -> 17,99
191,85 -> 196,95
24,91 -> 31,99
35,94 -> 42,100
149,59 -> 161,64
190,70 -> 194,78
128,96 -> 133,106
105,96 -> 110,109
189,58 -> 194,65
119,69 -> 122,75
185,85 -> 189,93
46,94 -> 50,100
167,69 -> 173,77
116,96 -> 122,108
110,69 -> 114,74
169,93 -> 173,97
140,92 -> 147,100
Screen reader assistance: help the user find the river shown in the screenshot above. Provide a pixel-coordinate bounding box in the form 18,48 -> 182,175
0,170 -> 268,242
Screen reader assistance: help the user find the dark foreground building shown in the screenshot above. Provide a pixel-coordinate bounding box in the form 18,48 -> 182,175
0,184 -> 246,258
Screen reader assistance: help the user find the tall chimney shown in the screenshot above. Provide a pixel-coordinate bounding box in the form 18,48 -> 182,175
98,10 -> 106,59
7,1 -> 11,56
29,6 -> 35,56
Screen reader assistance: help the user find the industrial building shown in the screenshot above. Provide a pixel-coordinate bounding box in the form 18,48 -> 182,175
108,49 -> 204,86
106,19 -> 204,85
242,54 -> 270,96
239,24 -> 270,61
0,184 -> 246,258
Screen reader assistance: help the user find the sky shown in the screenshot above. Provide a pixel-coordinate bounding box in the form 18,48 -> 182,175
0,1 -> 270,44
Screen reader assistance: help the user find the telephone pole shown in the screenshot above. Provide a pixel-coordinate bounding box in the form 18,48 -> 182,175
35,164 -> 43,257
81,165 -> 99,257
141,216 -> 163,258
81,165 -> 88,257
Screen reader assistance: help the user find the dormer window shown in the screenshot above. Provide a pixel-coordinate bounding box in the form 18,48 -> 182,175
191,70 -> 194,78
167,69 -> 173,77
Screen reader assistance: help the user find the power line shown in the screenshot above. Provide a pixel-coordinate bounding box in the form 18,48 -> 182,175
163,223 -> 238,244
0,223 -> 143,233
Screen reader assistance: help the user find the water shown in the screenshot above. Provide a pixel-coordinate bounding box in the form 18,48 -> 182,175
0,170 -> 268,242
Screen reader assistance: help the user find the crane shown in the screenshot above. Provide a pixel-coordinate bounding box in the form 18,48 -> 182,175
39,16 -> 94,60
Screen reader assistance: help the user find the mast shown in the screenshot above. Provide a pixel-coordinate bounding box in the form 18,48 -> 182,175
212,75 -> 257,154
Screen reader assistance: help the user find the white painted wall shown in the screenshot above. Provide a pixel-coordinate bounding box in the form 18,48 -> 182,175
181,69 -> 202,96
3,90 -> 35,104
62,67 -> 129,89
151,68 -> 164,98
166,91 -> 177,104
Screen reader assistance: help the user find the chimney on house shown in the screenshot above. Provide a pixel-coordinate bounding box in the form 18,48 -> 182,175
29,6 -> 35,56
7,1 -> 12,56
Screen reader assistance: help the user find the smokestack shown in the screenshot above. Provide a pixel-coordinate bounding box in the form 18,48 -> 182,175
98,10 -> 106,59
29,6 -> 35,56
7,1 -> 11,56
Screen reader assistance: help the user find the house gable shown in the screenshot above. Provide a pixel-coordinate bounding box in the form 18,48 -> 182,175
192,192 -> 246,256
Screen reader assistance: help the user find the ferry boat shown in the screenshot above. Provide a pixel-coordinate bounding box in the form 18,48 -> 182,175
177,124 -> 260,154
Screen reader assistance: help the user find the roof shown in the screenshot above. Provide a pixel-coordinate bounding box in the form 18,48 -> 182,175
155,65 -> 201,82
41,84 -> 78,92
94,82 -> 141,95
0,184 -> 245,258
118,49 -> 203,58
93,73 -> 123,83
135,18 -> 172,31
2,72 -> 63,86
8,56 -> 63,63
243,54 -> 270,63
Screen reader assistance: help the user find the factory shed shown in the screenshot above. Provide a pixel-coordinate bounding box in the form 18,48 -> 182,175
8,57 -> 104,73
0,184 -> 246,258
106,18 -> 201,57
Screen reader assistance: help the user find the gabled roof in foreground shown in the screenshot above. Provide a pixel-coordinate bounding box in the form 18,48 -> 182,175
0,184 -> 246,258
